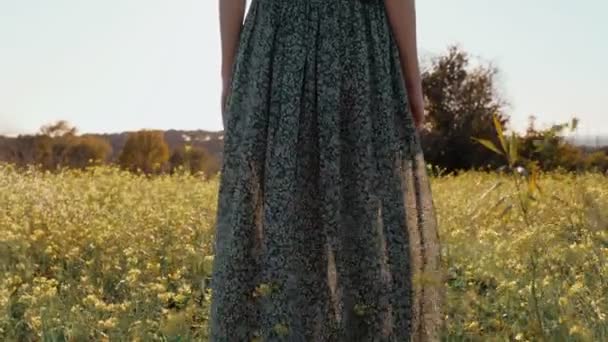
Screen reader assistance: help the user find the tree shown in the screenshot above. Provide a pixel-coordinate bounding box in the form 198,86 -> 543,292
421,45 -> 509,171
169,145 -> 220,178
585,151 -> 608,173
32,120 -> 76,169
519,116 -> 584,171
118,130 -> 170,174
39,120 -> 77,138
63,135 -> 112,169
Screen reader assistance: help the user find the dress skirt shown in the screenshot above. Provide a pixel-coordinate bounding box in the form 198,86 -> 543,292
210,0 -> 445,340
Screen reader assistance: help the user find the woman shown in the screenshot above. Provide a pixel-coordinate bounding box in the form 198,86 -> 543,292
211,0 -> 445,340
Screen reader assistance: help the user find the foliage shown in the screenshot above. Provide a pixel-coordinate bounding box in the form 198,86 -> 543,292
586,151 -> 608,173
433,170 -> 608,341
62,135 -> 113,169
0,165 -> 217,341
519,116 -> 580,170
169,145 -> 220,179
421,45 -> 509,172
1,122 -> 223,176
1,164 -> 606,340
39,120 -> 78,138
468,113 -> 608,341
118,130 -> 170,174
1,121 -> 112,170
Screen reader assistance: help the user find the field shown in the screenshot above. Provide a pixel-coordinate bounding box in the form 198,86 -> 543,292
1,165 -> 607,341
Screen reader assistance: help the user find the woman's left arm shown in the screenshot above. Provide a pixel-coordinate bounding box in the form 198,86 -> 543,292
219,0 -> 246,112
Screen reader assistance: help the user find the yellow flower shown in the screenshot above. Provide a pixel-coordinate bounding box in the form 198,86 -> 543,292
569,325 -> 582,335
568,281 -> 584,295
28,314 -> 42,330
98,317 -> 118,330
157,292 -> 173,304
126,268 -> 142,285
146,262 -> 161,272
30,229 -> 45,241
465,321 -> 479,332
178,284 -> 191,295
149,282 -> 166,293
174,293 -> 187,304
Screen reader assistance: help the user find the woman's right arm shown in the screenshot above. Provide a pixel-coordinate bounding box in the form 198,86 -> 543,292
384,0 -> 425,130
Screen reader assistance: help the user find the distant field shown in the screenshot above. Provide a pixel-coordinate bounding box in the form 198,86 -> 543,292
566,134 -> 608,148
1,165 -> 607,341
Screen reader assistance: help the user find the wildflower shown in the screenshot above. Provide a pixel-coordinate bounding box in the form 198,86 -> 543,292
98,317 -> 118,330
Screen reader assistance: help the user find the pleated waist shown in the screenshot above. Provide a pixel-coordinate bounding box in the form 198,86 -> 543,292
249,0 -> 387,30
253,0 -> 383,10
242,0 -> 398,80
256,0 -> 380,3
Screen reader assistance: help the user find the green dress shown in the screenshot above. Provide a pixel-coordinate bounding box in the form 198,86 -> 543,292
210,0 -> 444,340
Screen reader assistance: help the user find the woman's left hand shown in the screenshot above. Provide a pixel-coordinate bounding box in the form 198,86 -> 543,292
221,77 -> 232,128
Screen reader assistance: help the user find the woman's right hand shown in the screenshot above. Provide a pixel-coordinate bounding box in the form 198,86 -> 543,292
409,91 -> 425,131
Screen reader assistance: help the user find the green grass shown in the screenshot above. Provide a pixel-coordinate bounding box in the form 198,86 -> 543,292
0,164 -> 606,341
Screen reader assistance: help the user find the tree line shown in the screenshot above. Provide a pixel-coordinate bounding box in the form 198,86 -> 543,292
0,120 -> 221,177
418,46 -> 608,174
1,45 -> 607,175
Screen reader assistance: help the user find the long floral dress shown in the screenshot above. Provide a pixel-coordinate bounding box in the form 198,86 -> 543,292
210,0 -> 445,340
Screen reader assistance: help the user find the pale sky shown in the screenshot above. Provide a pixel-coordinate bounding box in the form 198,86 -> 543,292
1,0 -> 606,136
